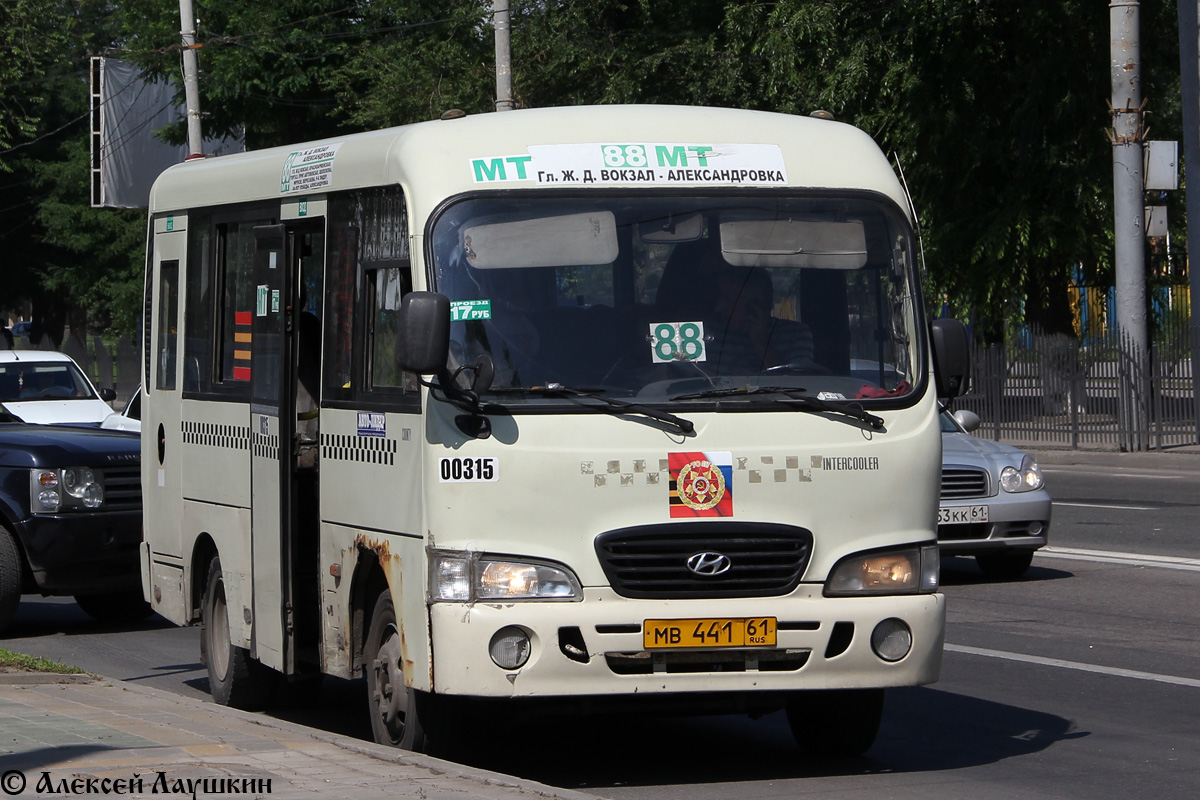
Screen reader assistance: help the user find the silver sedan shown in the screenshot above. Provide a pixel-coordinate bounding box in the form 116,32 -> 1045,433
938,409 -> 1051,578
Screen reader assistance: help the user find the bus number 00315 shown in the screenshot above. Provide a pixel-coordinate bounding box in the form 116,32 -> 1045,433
438,457 -> 498,483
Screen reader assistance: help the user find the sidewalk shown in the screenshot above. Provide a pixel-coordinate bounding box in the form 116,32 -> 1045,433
0,671 -> 603,800
1007,440 -> 1200,470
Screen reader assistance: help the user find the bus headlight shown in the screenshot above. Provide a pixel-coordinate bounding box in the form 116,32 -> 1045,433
30,468 -> 105,514
825,544 -> 939,596
430,551 -> 582,602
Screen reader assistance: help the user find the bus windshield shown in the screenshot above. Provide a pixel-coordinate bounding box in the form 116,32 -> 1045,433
430,194 -> 923,405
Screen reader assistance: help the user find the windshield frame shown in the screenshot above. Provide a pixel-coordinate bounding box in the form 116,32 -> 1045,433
423,187 -> 932,415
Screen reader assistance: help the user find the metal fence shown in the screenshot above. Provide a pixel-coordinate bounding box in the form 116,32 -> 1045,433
954,322 -> 1199,451
15,321 -> 1200,451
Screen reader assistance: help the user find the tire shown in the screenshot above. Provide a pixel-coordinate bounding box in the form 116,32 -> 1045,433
975,549 -> 1035,580
786,688 -> 885,758
74,590 -> 154,623
0,529 -> 24,634
365,589 -> 436,752
202,556 -> 278,709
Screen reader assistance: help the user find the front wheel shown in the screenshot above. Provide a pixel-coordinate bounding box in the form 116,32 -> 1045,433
365,589 -> 438,752
74,590 -> 154,623
0,529 -> 24,634
786,688 -> 884,758
202,556 -> 277,709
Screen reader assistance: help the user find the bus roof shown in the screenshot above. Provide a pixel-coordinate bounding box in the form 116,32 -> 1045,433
148,105 -> 910,220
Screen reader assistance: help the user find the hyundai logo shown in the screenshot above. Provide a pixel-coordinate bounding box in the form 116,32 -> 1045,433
686,551 -> 732,576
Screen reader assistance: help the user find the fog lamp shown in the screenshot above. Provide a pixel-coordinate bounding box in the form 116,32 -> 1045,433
871,618 -> 912,662
489,626 -> 531,669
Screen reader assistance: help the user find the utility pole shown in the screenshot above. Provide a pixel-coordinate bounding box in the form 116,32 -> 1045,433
1110,0 -> 1148,449
1179,0 -> 1200,444
493,1 -> 514,111
179,0 -> 204,157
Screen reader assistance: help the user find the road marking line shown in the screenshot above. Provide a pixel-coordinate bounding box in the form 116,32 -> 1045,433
945,643 -> 1200,689
1053,501 -> 1154,510
1040,467 -> 1184,480
1037,546 -> 1200,571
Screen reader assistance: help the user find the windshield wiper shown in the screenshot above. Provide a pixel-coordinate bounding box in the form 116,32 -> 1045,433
670,385 -> 884,430
493,384 -> 694,435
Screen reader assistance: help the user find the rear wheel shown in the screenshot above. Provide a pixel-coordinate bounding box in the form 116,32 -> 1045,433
786,688 -> 884,758
365,589 -> 437,751
0,529 -> 24,634
202,556 -> 277,709
74,590 -> 153,623
975,549 -> 1035,579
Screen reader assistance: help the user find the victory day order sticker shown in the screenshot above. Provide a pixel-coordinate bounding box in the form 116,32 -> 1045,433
668,451 -> 734,518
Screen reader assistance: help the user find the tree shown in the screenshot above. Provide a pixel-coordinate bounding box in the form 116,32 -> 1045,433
2,1 -> 1188,345
1,1 -> 144,343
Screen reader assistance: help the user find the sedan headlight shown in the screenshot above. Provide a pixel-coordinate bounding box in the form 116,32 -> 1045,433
430,551 -> 581,602
1000,456 -> 1044,493
30,467 -> 105,514
825,544 -> 940,596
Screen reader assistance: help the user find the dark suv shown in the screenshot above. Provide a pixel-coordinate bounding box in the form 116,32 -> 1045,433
0,402 -> 146,633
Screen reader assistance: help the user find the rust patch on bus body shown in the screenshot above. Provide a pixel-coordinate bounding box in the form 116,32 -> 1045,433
354,533 -> 420,686
355,533 -> 394,564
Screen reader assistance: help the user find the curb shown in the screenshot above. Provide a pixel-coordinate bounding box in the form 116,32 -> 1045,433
94,677 -> 606,800
0,670 -> 98,685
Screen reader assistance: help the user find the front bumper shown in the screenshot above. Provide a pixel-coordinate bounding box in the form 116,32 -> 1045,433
429,586 -> 945,698
937,491 -> 1051,556
14,510 -> 142,594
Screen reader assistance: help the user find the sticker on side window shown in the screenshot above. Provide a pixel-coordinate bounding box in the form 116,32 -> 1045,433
650,321 -> 706,363
439,456 -> 498,483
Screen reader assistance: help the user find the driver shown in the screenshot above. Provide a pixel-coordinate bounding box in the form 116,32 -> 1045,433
20,370 -> 57,398
710,267 -> 814,373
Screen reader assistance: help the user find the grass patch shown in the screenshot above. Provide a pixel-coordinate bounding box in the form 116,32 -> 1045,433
0,648 -> 85,674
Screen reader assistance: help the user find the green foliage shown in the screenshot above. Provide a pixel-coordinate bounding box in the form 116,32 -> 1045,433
0,0 -> 72,170
0,1 -> 144,339
0,0 -> 1190,343
0,647 -> 85,674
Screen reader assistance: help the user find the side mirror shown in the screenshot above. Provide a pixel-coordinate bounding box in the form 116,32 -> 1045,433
396,292 -> 451,374
930,318 -> 970,399
100,387 -> 117,402
953,408 -> 982,433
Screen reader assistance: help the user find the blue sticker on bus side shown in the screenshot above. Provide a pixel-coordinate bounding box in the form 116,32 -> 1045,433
357,411 -> 386,437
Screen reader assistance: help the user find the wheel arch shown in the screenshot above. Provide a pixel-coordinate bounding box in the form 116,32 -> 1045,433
190,533 -> 219,623
349,546 -> 389,678
0,517 -> 33,594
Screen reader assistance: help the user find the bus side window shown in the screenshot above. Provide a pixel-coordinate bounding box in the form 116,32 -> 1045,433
365,265 -> 416,393
156,260 -> 179,390
184,214 -> 212,394
323,186 -> 410,403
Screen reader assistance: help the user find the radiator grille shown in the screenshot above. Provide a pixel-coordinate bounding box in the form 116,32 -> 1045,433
595,523 -> 813,599
940,467 -> 989,499
101,466 -> 142,512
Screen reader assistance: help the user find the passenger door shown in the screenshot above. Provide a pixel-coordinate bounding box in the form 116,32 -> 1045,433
248,222 -> 322,673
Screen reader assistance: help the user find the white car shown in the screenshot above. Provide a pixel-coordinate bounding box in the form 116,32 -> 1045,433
939,408 -> 1052,578
101,386 -> 141,433
0,350 -> 118,426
